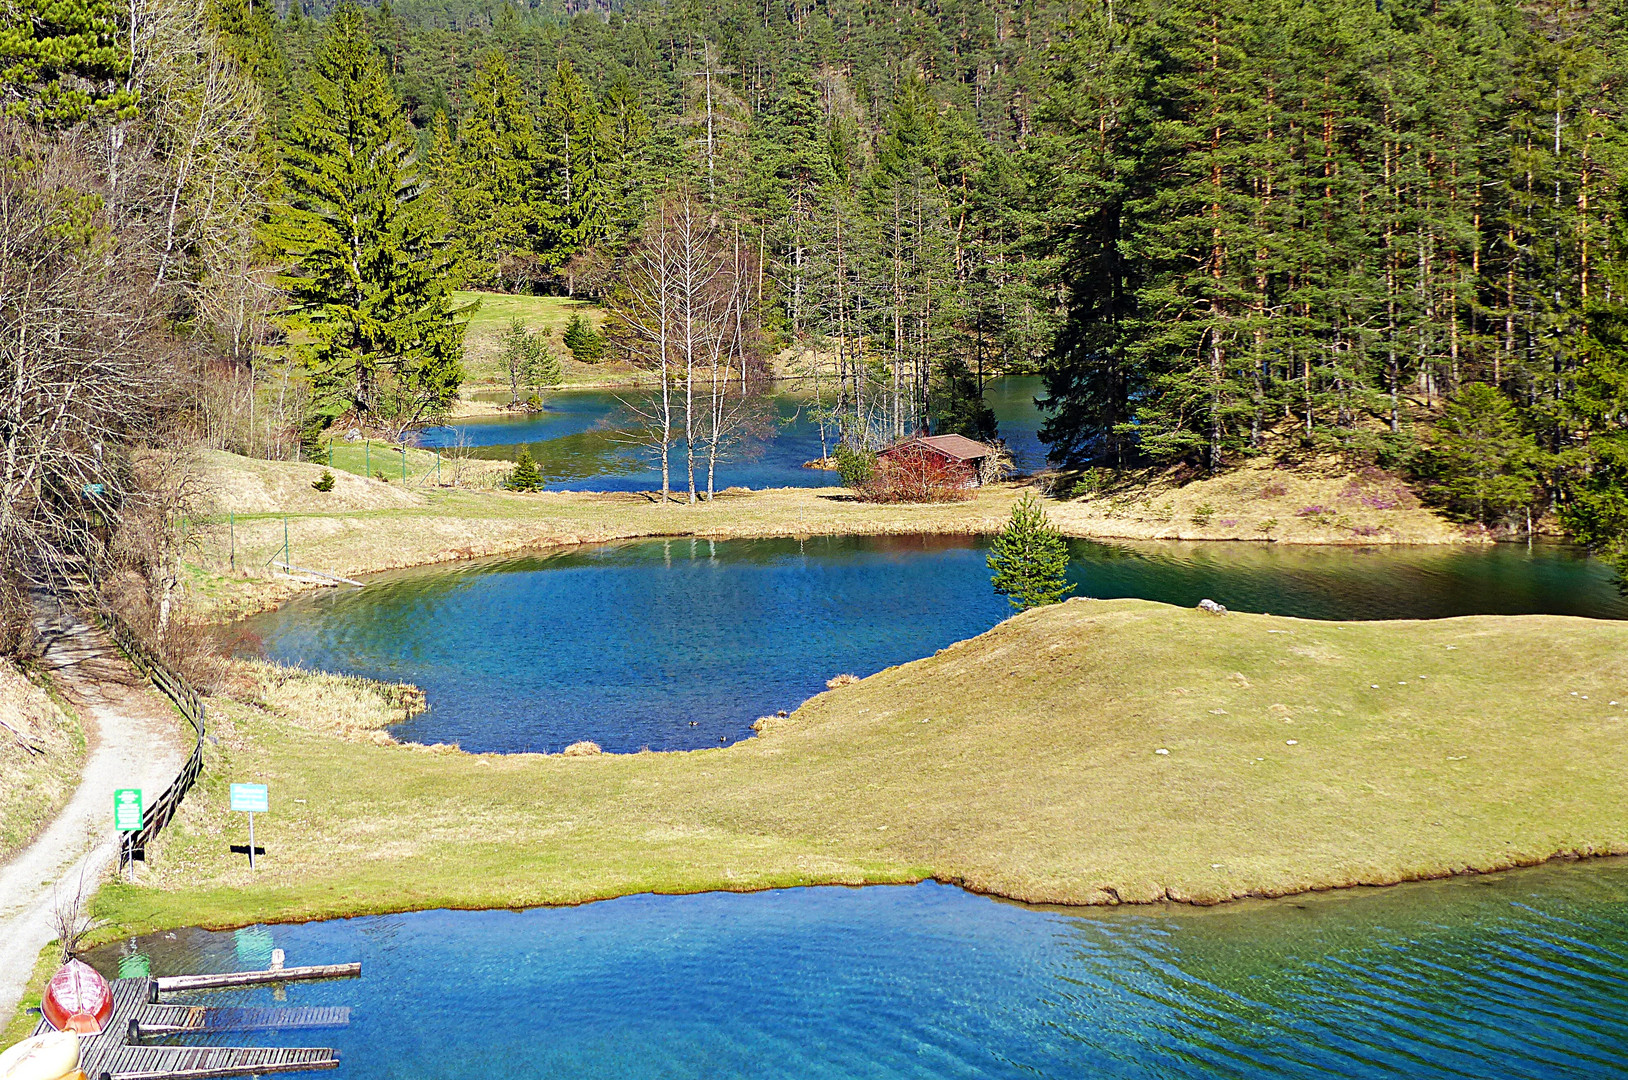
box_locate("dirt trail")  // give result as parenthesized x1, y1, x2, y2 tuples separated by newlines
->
(0, 612, 186, 1022)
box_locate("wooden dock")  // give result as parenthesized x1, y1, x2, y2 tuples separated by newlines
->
(33, 964, 356, 1080)
(131, 1005, 352, 1037)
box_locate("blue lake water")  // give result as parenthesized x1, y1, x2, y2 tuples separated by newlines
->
(242, 535, 1628, 755)
(88, 866, 1628, 1078)
(414, 377, 1049, 491)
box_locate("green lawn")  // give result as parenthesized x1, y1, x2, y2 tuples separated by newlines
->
(311, 439, 450, 483)
(453, 291, 628, 391)
(92, 599, 1628, 938)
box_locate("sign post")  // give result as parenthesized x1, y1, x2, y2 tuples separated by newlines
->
(114, 789, 142, 882)
(230, 783, 269, 869)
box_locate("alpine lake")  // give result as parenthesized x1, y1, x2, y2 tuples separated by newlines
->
(90, 864, 1628, 1078)
(206, 378, 1628, 1077)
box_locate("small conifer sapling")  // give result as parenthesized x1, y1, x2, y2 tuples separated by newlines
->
(988, 493, 1075, 610)
(509, 447, 543, 491)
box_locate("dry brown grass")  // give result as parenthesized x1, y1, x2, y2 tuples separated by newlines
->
(227, 659, 424, 745)
(0, 660, 85, 860)
(200, 451, 427, 514)
(1051, 457, 1473, 544)
(561, 741, 603, 756)
(94, 599, 1628, 936)
(826, 673, 860, 689)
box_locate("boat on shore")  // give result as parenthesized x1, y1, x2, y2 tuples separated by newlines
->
(40, 962, 111, 1037)
(0, 1031, 81, 1080)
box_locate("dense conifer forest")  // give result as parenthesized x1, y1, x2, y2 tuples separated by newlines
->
(223, 0, 1628, 542)
(5, 0, 1628, 640)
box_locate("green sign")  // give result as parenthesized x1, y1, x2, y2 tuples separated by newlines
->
(114, 789, 143, 832)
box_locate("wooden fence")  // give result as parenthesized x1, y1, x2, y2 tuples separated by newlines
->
(103, 613, 207, 868)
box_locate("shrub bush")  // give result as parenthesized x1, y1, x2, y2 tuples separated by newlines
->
(311, 470, 335, 492)
(855, 446, 974, 503)
(834, 444, 876, 487)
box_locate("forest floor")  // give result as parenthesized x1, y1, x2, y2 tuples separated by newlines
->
(72, 598, 1628, 949)
(182, 451, 1480, 621)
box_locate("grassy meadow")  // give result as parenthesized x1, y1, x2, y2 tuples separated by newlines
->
(182, 451, 1482, 621)
(88, 599, 1628, 937)
(452, 291, 636, 395)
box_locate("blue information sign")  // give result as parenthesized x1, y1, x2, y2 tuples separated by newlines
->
(230, 783, 269, 813)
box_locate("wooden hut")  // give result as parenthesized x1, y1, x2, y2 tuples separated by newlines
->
(878, 434, 995, 486)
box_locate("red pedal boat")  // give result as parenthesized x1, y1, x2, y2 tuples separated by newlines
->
(41, 960, 112, 1036)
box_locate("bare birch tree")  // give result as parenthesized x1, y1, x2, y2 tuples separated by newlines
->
(609, 194, 766, 503)
(0, 0, 268, 651)
(608, 205, 679, 503)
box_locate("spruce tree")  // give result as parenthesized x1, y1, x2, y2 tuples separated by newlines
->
(269, 5, 466, 435)
(527, 336, 563, 390)
(0, 0, 137, 126)
(1416, 384, 1544, 526)
(508, 447, 543, 491)
(422, 109, 466, 279)
(459, 51, 536, 286)
(539, 59, 610, 261)
(562, 312, 603, 362)
(988, 494, 1075, 611)
(1563, 295, 1628, 565)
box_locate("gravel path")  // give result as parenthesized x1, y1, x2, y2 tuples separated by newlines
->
(0, 612, 187, 1023)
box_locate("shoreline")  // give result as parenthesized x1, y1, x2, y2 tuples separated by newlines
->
(189, 450, 1489, 623)
(79, 601, 1628, 962)
(96, 843, 1628, 937)
(211, 525, 1527, 625)
(10, 846, 1624, 1040)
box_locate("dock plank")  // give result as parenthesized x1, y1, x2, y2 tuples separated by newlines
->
(32, 977, 345, 1080)
(106, 1045, 339, 1080)
(134, 1005, 351, 1035)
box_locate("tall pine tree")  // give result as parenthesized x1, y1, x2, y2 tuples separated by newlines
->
(269, 4, 466, 439)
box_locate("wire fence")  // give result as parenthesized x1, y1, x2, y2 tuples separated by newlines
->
(312, 439, 508, 490)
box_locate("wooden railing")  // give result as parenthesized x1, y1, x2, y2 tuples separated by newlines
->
(102, 612, 207, 868)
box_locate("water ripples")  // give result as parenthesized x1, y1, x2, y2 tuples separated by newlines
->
(92, 866, 1628, 1079)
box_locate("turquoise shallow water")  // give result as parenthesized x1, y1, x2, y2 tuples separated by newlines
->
(414, 376, 1051, 491)
(242, 535, 1628, 754)
(88, 866, 1628, 1078)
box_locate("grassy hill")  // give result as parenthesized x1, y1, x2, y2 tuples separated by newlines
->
(92, 599, 1628, 937)
(452, 291, 636, 395)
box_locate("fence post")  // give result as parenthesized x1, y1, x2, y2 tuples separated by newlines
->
(229, 512, 235, 571)
(365, 440, 370, 476)
(282, 515, 289, 567)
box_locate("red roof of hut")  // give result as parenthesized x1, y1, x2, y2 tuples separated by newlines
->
(880, 434, 993, 463)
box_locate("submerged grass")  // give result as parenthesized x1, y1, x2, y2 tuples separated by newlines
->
(93, 600, 1628, 936)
